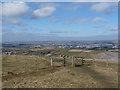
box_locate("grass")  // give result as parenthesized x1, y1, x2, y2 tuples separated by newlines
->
(2, 52, 118, 88)
(2, 55, 51, 74)
(53, 48, 95, 58)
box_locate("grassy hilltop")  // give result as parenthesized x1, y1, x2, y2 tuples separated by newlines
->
(2, 49, 118, 88)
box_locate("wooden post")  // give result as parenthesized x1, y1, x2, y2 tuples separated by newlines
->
(24, 62, 27, 72)
(81, 58, 84, 65)
(81, 57, 84, 65)
(16, 55, 17, 61)
(51, 57, 53, 67)
(106, 59, 109, 68)
(36, 58, 38, 71)
(63, 57, 65, 67)
(72, 56, 74, 67)
(93, 59, 96, 68)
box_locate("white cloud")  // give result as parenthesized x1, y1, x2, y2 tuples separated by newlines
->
(2, 2, 29, 17)
(91, 3, 114, 14)
(75, 17, 108, 24)
(33, 6, 56, 18)
(92, 17, 108, 23)
(3, 18, 24, 26)
(109, 27, 118, 31)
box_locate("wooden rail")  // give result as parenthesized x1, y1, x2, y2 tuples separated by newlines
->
(50, 56, 95, 67)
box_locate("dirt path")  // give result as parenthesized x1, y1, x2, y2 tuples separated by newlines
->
(3, 66, 118, 88)
(73, 66, 117, 88)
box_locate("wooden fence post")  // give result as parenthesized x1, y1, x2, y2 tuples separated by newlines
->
(81, 58, 84, 65)
(63, 57, 66, 67)
(92, 58, 96, 68)
(72, 56, 74, 67)
(51, 57, 53, 67)
(106, 59, 109, 68)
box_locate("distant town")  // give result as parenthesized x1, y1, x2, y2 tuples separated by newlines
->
(2, 40, 118, 55)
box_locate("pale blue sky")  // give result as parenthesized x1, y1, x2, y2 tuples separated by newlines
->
(2, 2, 118, 41)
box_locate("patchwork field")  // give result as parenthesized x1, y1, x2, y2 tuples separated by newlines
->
(2, 51, 118, 88)
(69, 49, 92, 53)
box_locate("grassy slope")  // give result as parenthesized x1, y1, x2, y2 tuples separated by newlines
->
(2, 54, 118, 88)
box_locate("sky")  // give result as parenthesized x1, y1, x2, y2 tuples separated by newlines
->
(1, 2, 118, 41)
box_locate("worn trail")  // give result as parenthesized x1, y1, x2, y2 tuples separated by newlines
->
(76, 66, 117, 88)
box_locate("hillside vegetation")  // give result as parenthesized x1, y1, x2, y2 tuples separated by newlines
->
(2, 51, 118, 88)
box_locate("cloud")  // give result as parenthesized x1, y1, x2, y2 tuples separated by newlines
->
(64, 3, 82, 11)
(2, 2, 29, 17)
(63, 17, 108, 25)
(2, 28, 14, 33)
(92, 17, 108, 23)
(64, 22, 71, 25)
(49, 30, 68, 34)
(39, 2, 82, 11)
(33, 6, 56, 19)
(50, 16, 59, 22)
(51, 19, 59, 22)
(39, 3, 61, 8)
(77, 18, 90, 23)
(2, 31, 58, 42)
(2, 32, 118, 42)
(94, 25, 104, 28)
(91, 3, 114, 14)
(2, 18, 24, 26)
(0, 3, 2, 16)
(108, 27, 118, 31)
(75, 17, 108, 24)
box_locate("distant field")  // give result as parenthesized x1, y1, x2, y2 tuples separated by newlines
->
(2, 51, 118, 88)
(30, 47, 54, 51)
(69, 49, 92, 53)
